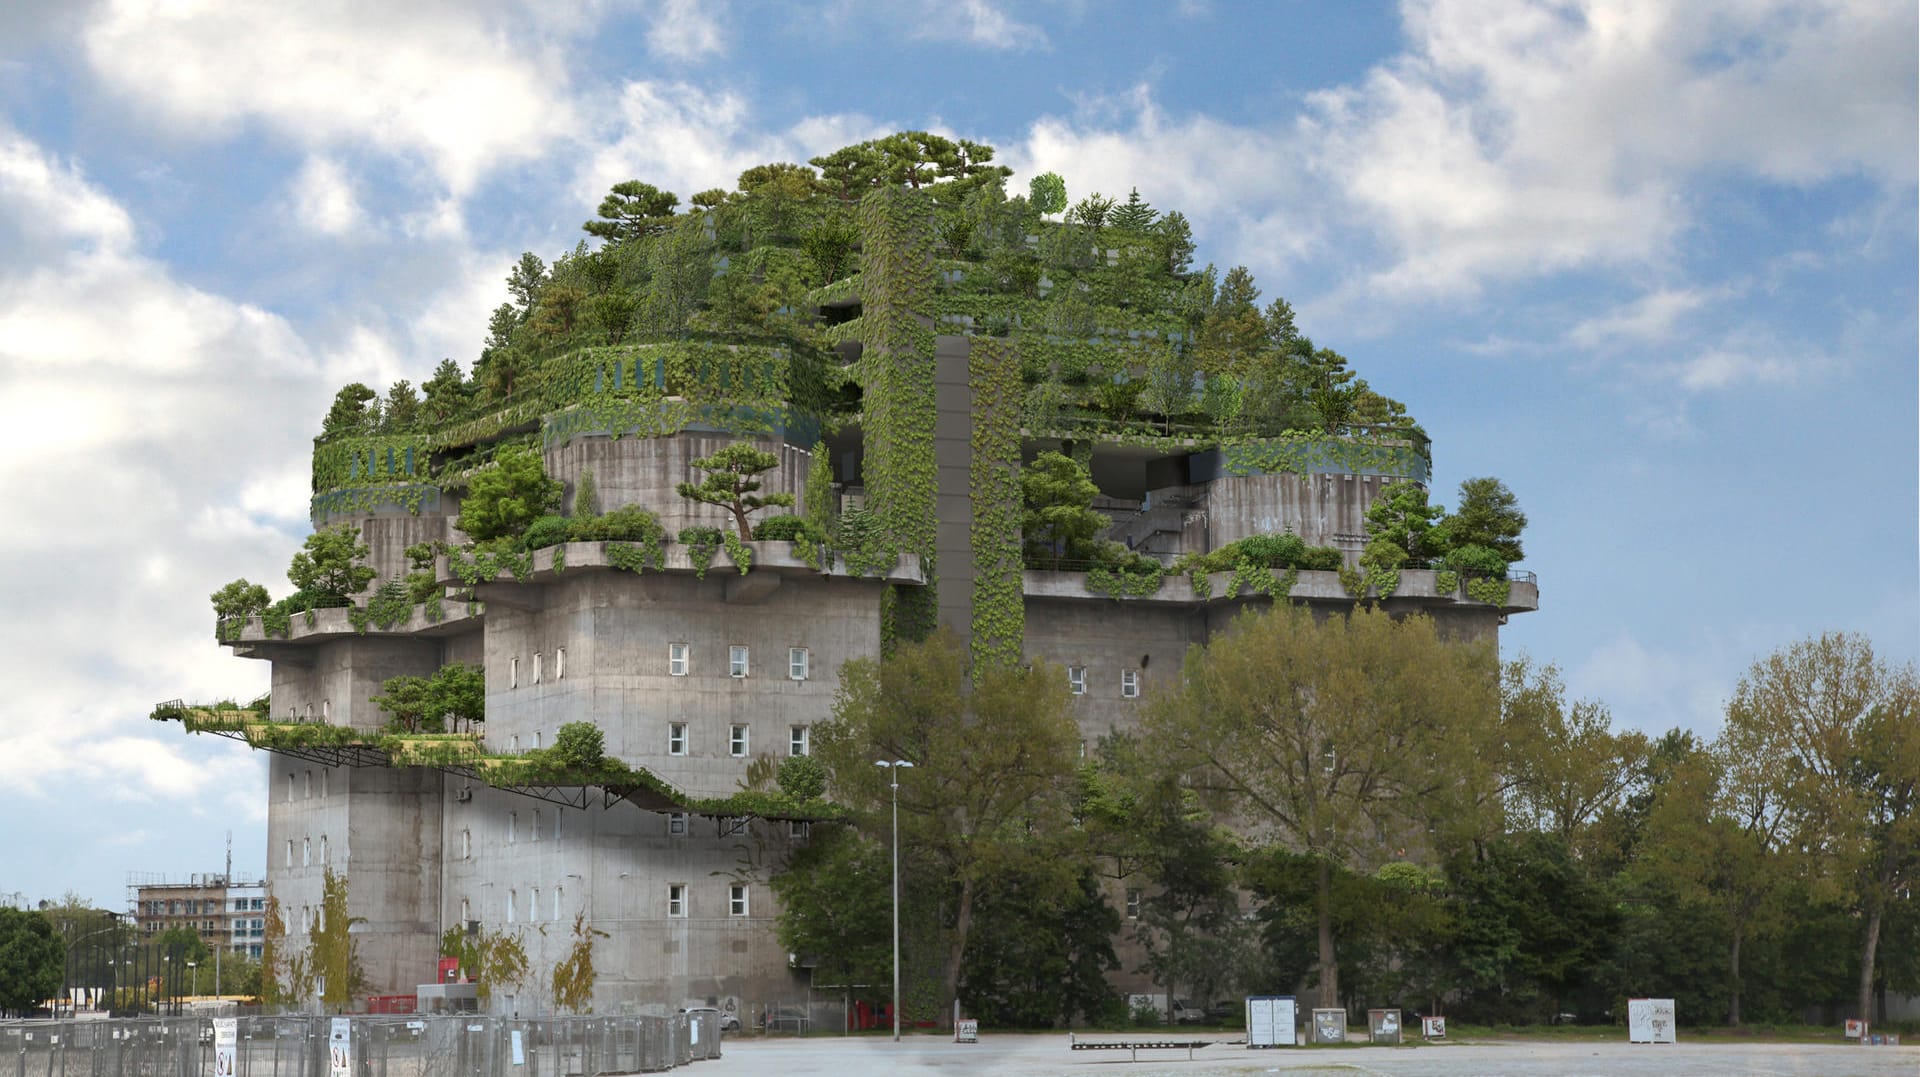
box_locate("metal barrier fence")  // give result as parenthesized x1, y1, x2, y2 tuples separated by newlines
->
(0, 1013, 723, 1077)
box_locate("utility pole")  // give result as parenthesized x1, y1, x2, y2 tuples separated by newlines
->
(874, 759, 914, 1042)
(217, 831, 230, 1001)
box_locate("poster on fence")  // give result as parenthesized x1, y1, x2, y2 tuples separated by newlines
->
(213, 1019, 237, 1077)
(328, 1018, 352, 1077)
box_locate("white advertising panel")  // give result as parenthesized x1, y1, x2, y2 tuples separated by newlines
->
(1246, 996, 1296, 1047)
(1627, 998, 1676, 1043)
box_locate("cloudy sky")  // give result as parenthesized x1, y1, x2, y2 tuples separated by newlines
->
(1, 0, 1912, 911)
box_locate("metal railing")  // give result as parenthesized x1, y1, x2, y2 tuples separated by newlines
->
(0, 1013, 723, 1077)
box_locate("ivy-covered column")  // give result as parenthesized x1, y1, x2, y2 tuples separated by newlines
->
(967, 336, 1023, 668)
(858, 186, 939, 644)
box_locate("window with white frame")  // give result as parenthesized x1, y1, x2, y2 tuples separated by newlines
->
(508, 811, 518, 843)
(320, 834, 329, 863)
(729, 884, 749, 917)
(532, 652, 542, 685)
(507, 890, 516, 923)
(789, 647, 809, 680)
(1068, 666, 1087, 695)
(1121, 669, 1141, 698)
(1125, 889, 1142, 919)
(788, 820, 810, 839)
(510, 657, 518, 688)
(790, 725, 810, 756)
(530, 887, 540, 918)
(729, 724, 749, 757)
(721, 816, 749, 836)
(669, 642, 689, 676)
(286, 773, 295, 803)
(285, 840, 293, 867)
(305, 770, 313, 798)
(729, 645, 749, 678)
(534, 730, 542, 750)
(555, 648, 566, 679)
(668, 884, 686, 918)
(668, 722, 687, 756)
(667, 812, 688, 836)
(321, 769, 329, 798)
(510, 735, 520, 753)
(460, 898, 470, 923)
(531, 809, 542, 842)
(321, 699, 329, 720)
(302, 838, 310, 866)
(552, 887, 562, 922)
(553, 810, 563, 841)
(461, 829, 471, 859)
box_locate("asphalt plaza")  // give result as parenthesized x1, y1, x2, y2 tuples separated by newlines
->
(693, 1032, 1918, 1076)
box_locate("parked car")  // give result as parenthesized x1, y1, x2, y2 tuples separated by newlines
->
(681, 1006, 740, 1032)
(1170, 998, 1205, 1025)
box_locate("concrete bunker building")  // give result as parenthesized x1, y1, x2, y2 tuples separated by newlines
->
(160, 170, 1537, 1017)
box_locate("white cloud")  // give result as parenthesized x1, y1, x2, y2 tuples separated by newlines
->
(941, 0, 1047, 50)
(290, 157, 367, 239)
(578, 81, 882, 208)
(1301, 0, 1917, 298)
(647, 0, 727, 60)
(1568, 286, 1721, 349)
(0, 128, 134, 254)
(82, 0, 587, 195)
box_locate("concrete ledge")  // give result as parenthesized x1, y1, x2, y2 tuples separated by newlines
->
(225, 597, 482, 648)
(1022, 566, 1539, 615)
(437, 541, 927, 588)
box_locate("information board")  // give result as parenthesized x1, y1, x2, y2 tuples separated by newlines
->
(1627, 998, 1676, 1043)
(213, 1019, 237, 1077)
(954, 1019, 977, 1043)
(1246, 996, 1296, 1048)
(328, 1018, 352, 1077)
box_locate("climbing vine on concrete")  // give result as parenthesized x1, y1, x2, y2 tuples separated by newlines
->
(859, 186, 939, 645)
(968, 336, 1024, 668)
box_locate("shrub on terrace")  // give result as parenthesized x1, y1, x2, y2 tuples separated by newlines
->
(752, 513, 826, 542)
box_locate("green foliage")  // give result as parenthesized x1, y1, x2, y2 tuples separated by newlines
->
(570, 504, 666, 544)
(1442, 476, 1527, 562)
(776, 753, 828, 802)
(772, 827, 893, 989)
(799, 217, 860, 284)
(583, 180, 678, 245)
(1445, 834, 1619, 1023)
(521, 514, 572, 551)
(1028, 172, 1067, 217)
(211, 578, 271, 639)
(676, 442, 796, 540)
(1442, 542, 1509, 580)
(1020, 451, 1107, 569)
(371, 664, 485, 733)
(457, 445, 563, 541)
(441, 925, 527, 1006)
(321, 382, 378, 437)
(960, 868, 1119, 1028)
(309, 868, 365, 1012)
(550, 912, 607, 1014)
(550, 722, 606, 769)
(571, 468, 598, 517)
(969, 336, 1025, 666)
(288, 524, 376, 601)
(751, 513, 822, 541)
(1363, 480, 1446, 567)
(0, 909, 63, 1014)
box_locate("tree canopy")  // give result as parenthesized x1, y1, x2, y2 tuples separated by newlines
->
(0, 909, 63, 1015)
(675, 443, 795, 540)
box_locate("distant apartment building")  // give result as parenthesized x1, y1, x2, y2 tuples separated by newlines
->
(129, 873, 267, 957)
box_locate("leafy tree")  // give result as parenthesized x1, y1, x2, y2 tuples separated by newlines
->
(549, 722, 605, 769)
(1110, 187, 1156, 230)
(640, 216, 712, 333)
(210, 578, 271, 626)
(1500, 657, 1649, 856)
(288, 524, 375, 601)
(675, 443, 795, 540)
(1067, 193, 1116, 230)
(571, 469, 598, 518)
(457, 445, 563, 542)
(799, 217, 859, 285)
(382, 380, 421, 432)
(1019, 451, 1107, 569)
(550, 912, 607, 1013)
(320, 383, 377, 438)
(506, 252, 547, 317)
(815, 629, 1083, 1023)
(737, 161, 824, 198)
(1028, 172, 1067, 218)
(156, 924, 211, 965)
(776, 754, 827, 802)
(583, 181, 680, 245)
(260, 894, 289, 1008)
(689, 187, 728, 209)
(771, 827, 893, 989)
(440, 926, 527, 1006)
(421, 358, 469, 424)
(0, 909, 63, 1015)
(810, 132, 1009, 198)
(1156, 211, 1196, 276)
(371, 663, 485, 733)
(1721, 632, 1919, 1023)
(1145, 606, 1500, 1009)
(1441, 477, 1527, 563)
(960, 867, 1119, 1027)
(1445, 833, 1619, 1023)
(1363, 480, 1446, 567)
(308, 869, 364, 1012)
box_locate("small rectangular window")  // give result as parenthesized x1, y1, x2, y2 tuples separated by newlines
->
(668, 812, 688, 836)
(533, 652, 542, 685)
(510, 657, 519, 689)
(532, 809, 542, 842)
(554, 810, 563, 841)
(729, 645, 749, 678)
(305, 771, 313, 799)
(790, 726, 810, 757)
(302, 838, 310, 866)
(729, 884, 749, 917)
(556, 647, 566, 679)
(284, 840, 293, 867)
(508, 811, 518, 844)
(507, 891, 516, 923)
(668, 722, 687, 756)
(668, 884, 686, 918)
(669, 643, 689, 676)
(721, 816, 749, 836)
(1068, 666, 1087, 695)
(1121, 669, 1141, 699)
(789, 647, 809, 680)
(321, 770, 329, 798)
(286, 774, 295, 803)
(461, 829, 471, 859)
(320, 835, 329, 863)
(788, 820, 811, 840)
(729, 724, 749, 757)
(553, 887, 562, 922)
(1125, 889, 1142, 919)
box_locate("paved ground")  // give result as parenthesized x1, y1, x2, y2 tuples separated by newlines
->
(696, 1033, 1918, 1076)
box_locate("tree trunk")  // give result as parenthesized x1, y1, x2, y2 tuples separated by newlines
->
(1728, 929, 1743, 1027)
(1315, 858, 1340, 1010)
(1857, 901, 1883, 1025)
(943, 874, 977, 1029)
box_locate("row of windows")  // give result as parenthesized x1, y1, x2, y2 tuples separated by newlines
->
(508, 649, 566, 688)
(667, 724, 810, 758)
(284, 835, 333, 867)
(461, 812, 808, 855)
(1066, 667, 1142, 699)
(286, 769, 331, 802)
(669, 644, 810, 680)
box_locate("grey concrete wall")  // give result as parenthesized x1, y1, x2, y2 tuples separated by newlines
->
(1179, 471, 1398, 559)
(544, 432, 809, 539)
(479, 571, 881, 799)
(932, 335, 973, 637)
(1023, 598, 1201, 743)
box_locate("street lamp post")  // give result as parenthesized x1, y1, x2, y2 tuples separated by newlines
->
(874, 759, 913, 1042)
